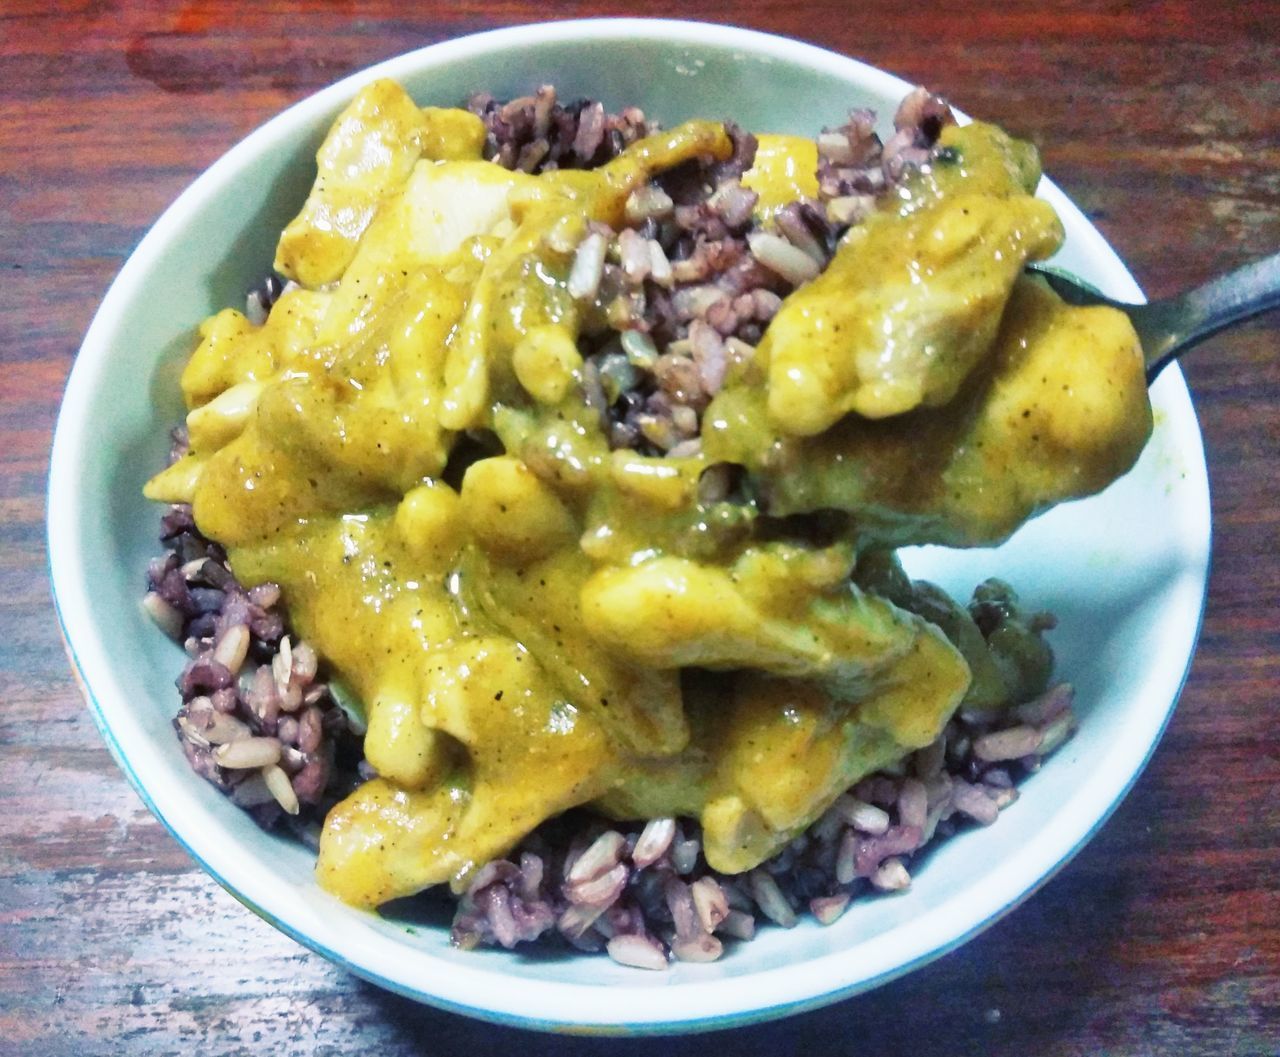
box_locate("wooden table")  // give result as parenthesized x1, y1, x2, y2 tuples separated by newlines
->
(3, 3, 1277, 1054)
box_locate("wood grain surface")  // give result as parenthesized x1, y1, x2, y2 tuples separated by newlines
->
(2, 3, 1278, 1054)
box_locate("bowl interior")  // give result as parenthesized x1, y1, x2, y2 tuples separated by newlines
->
(49, 19, 1210, 1034)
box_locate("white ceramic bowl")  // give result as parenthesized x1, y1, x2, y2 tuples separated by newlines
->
(48, 18, 1211, 1035)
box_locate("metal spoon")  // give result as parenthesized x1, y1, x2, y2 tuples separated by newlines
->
(1028, 250, 1280, 382)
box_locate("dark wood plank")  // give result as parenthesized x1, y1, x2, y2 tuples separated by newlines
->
(2, 2, 1277, 1054)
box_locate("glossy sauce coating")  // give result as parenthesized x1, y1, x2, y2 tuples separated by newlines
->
(145, 80, 1151, 907)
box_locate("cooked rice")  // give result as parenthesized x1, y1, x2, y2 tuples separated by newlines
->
(145, 479, 363, 836)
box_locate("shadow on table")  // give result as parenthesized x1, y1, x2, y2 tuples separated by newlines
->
(355, 850, 1143, 1057)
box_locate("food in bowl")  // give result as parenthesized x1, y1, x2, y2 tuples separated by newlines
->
(140, 77, 1151, 968)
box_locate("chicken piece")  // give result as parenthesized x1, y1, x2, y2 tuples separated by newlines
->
(579, 544, 920, 696)
(178, 286, 330, 410)
(763, 191, 1063, 432)
(707, 275, 1151, 548)
(316, 778, 469, 909)
(274, 80, 485, 287)
(598, 620, 970, 874)
(318, 159, 532, 346)
(317, 636, 612, 906)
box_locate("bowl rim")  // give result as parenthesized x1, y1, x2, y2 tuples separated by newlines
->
(48, 16, 1212, 1035)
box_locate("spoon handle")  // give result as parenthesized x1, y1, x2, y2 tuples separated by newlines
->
(1141, 250, 1280, 380)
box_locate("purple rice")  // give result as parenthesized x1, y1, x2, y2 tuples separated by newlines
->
(145, 482, 364, 832)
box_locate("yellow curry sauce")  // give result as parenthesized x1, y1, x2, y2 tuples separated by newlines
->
(145, 80, 1151, 908)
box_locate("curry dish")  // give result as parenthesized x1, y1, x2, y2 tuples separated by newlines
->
(145, 79, 1152, 912)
